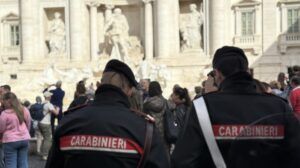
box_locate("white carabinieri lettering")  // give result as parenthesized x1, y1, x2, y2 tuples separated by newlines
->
(60, 135, 141, 154)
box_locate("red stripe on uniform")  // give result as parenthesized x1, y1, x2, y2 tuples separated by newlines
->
(60, 135, 144, 155)
(212, 125, 285, 140)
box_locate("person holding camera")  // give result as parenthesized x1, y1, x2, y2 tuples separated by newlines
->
(39, 91, 59, 160)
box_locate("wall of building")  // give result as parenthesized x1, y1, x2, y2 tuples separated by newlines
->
(1, 0, 300, 103)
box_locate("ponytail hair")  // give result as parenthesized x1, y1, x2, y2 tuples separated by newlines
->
(174, 87, 192, 107)
(2, 92, 25, 124)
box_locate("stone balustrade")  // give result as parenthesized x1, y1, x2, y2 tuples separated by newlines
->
(279, 33, 300, 54)
(233, 35, 261, 55)
(1, 46, 21, 63)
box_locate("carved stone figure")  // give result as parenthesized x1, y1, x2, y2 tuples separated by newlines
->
(104, 8, 130, 62)
(47, 12, 66, 55)
(137, 60, 152, 79)
(180, 4, 203, 51)
(136, 60, 170, 88)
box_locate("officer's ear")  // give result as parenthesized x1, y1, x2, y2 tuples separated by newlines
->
(214, 69, 225, 86)
(123, 87, 133, 97)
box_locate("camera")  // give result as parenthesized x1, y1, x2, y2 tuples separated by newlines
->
(207, 70, 215, 78)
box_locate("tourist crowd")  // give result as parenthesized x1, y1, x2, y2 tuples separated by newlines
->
(0, 46, 300, 168)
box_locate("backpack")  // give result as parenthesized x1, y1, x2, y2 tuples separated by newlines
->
(163, 101, 179, 143)
(29, 103, 45, 121)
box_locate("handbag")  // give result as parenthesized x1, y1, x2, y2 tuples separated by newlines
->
(130, 108, 154, 168)
(163, 101, 179, 143)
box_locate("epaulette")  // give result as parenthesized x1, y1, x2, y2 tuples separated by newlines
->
(63, 104, 89, 116)
(130, 108, 155, 123)
(202, 90, 219, 96)
(262, 92, 288, 103)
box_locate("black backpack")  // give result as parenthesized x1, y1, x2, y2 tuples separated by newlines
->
(29, 103, 45, 121)
(163, 101, 179, 143)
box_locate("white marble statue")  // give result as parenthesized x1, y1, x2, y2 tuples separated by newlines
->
(136, 60, 170, 88)
(47, 12, 66, 55)
(137, 60, 152, 79)
(38, 63, 59, 85)
(180, 4, 204, 51)
(150, 64, 171, 88)
(104, 8, 130, 62)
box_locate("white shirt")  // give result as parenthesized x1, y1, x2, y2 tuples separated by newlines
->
(40, 101, 55, 125)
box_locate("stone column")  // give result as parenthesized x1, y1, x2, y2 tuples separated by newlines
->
(255, 6, 261, 35)
(155, 0, 176, 58)
(281, 4, 287, 32)
(19, 0, 38, 62)
(69, 0, 83, 61)
(172, 1, 180, 55)
(143, 0, 154, 60)
(235, 7, 241, 36)
(87, 2, 100, 61)
(209, 0, 225, 55)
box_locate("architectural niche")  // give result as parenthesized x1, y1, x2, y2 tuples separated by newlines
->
(179, 1, 204, 52)
(232, 0, 262, 55)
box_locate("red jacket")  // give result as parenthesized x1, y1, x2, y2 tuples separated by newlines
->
(289, 86, 300, 115)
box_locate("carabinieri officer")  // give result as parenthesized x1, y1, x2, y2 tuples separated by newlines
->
(46, 59, 169, 168)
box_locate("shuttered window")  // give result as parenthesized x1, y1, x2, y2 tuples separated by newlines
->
(10, 25, 19, 46)
(288, 8, 300, 33)
(241, 11, 255, 36)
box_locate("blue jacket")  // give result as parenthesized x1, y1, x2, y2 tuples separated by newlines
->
(50, 88, 65, 108)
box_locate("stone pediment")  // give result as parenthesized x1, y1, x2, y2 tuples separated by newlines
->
(87, 0, 140, 5)
(1, 12, 19, 22)
(278, 0, 300, 5)
(233, 0, 261, 7)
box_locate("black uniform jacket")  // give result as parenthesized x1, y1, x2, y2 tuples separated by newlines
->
(172, 72, 300, 168)
(46, 84, 169, 168)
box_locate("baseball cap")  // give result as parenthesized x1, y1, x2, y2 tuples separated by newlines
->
(43, 91, 53, 98)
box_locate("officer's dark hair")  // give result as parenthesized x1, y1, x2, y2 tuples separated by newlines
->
(173, 86, 191, 107)
(261, 82, 271, 92)
(212, 46, 248, 77)
(291, 76, 300, 86)
(101, 71, 133, 90)
(148, 81, 162, 97)
(1, 85, 11, 92)
(253, 79, 267, 93)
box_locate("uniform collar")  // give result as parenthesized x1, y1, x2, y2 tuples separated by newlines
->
(93, 84, 131, 108)
(219, 71, 256, 93)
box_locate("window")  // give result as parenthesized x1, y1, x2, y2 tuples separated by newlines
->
(241, 11, 254, 36)
(278, 3, 300, 54)
(232, 0, 262, 55)
(10, 25, 19, 46)
(287, 8, 300, 33)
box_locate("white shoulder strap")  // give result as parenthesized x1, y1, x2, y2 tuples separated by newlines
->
(193, 97, 227, 168)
